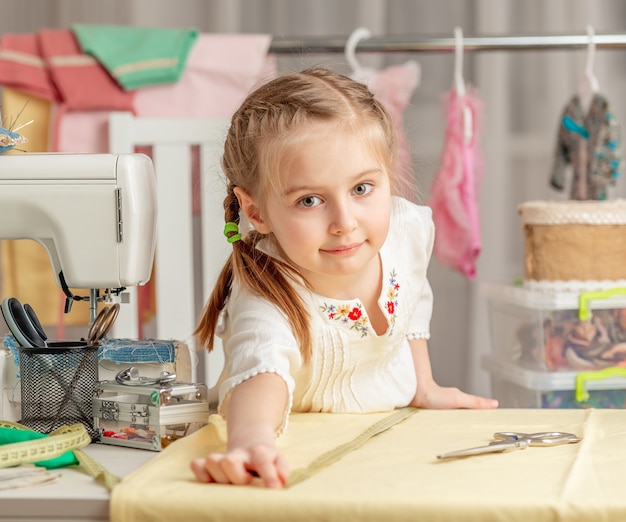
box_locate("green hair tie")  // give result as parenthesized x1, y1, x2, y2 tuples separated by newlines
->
(224, 222, 242, 244)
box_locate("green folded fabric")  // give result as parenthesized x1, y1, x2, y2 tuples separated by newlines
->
(72, 24, 199, 90)
(0, 427, 78, 469)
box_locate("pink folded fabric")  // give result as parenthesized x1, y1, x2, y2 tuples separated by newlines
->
(133, 33, 276, 117)
(55, 110, 111, 153)
(56, 34, 276, 154)
(38, 29, 135, 151)
(39, 29, 134, 112)
(0, 33, 59, 101)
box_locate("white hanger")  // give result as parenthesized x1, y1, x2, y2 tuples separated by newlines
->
(345, 27, 375, 87)
(454, 27, 473, 144)
(577, 24, 600, 112)
(454, 27, 467, 98)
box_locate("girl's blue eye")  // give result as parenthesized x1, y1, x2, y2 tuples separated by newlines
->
(353, 183, 373, 196)
(298, 195, 322, 208)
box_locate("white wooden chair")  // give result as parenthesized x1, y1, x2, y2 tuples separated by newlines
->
(108, 112, 230, 386)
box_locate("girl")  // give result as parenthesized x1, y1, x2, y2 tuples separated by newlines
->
(191, 67, 497, 488)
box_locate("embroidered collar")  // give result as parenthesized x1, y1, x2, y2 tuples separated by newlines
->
(320, 269, 400, 337)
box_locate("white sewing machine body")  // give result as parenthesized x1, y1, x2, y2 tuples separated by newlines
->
(0, 153, 157, 292)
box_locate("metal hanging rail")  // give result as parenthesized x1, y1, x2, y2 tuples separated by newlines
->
(269, 33, 626, 54)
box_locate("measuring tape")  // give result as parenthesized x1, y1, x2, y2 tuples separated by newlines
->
(0, 421, 120, 490)
(286, 407, 418, 488)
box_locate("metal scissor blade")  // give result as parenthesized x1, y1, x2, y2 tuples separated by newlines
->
(437, 439, 529, 460)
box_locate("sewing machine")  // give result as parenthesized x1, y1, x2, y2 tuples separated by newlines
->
(0, 153, 157, 317)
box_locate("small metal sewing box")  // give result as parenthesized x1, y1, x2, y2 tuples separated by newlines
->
(93, 367, 209, 451)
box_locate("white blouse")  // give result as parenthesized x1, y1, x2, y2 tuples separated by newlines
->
(214, 196, 435, 432)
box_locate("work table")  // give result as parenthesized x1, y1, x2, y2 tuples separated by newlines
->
(0, 443, 154, 521)
(4, 408, 626, 522)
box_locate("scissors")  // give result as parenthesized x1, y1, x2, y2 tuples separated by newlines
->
(87, 303, 120, 345)
(437, 431, 582, 460)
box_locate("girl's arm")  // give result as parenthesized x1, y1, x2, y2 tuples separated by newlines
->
(190, 372, 290, 488)
(409, 338, 498, 409)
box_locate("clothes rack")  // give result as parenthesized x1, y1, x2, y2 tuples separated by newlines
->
(269, 32, 626, 54)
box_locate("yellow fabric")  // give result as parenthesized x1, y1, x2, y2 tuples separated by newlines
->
(1, 88, 89, 326)
(110, 408, 626, 522)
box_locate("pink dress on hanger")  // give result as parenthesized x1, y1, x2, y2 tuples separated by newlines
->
(427, 87, 483, 279)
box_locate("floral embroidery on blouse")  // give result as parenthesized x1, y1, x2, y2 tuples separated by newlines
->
(320, 269, 400, 337)
(320, 302, 370, 337)
(386, 269, 400, 334)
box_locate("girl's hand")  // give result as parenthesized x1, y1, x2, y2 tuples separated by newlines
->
(409, 338, 498, 410)
(191, 373, 290, 487)
(411, 379, 498, 410)
(191, 443, 290, 488)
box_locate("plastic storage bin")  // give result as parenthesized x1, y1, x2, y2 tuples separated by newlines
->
(481, 282, 626, 372)
(483, 356, 626, 408)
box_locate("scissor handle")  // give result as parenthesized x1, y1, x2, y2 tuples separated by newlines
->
(88, 303, 120, 344)
(494, 432, 581, 445)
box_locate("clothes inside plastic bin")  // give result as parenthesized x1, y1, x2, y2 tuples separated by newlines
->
(481, 283, 626, 372)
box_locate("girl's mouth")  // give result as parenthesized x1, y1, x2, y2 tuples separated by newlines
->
(322, 242, 362, 255)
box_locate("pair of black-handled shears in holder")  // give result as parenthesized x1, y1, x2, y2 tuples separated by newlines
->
(1, 297, 119, 348)
(1, 297, 49, 348)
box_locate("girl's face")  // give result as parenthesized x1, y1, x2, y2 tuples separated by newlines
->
(243, 125, 392, 298)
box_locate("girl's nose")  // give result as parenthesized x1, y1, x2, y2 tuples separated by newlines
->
(329, 201, 358, 235)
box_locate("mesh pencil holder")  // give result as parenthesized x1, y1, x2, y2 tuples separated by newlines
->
(17, 342, 99, 441)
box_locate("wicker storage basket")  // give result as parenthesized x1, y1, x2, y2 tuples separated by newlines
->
(519, 199, 626, 282)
